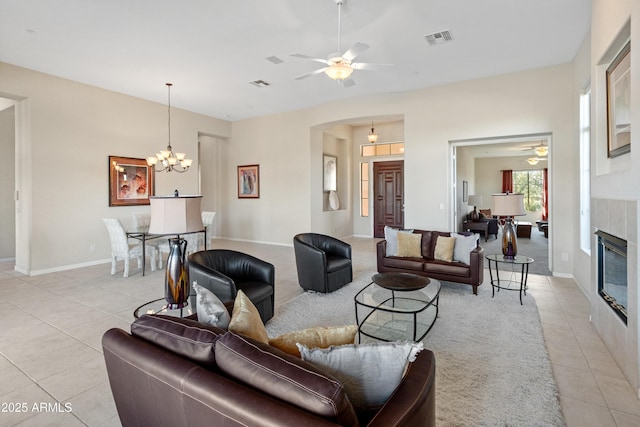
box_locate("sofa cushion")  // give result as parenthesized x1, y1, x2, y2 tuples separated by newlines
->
(382, 255, 425, 271)
(396, 232, 422, 257)
(298, 341, 424, 411)
(228, 290, 269, 344)
(269, 325, 358, 357)
(194, 282, 231, 329)
(452, 233, 479, 265)
(131, 314, 225, 367)
(434, 236, 455, 262)
(424, 259, 470, 277)
(216, 332, 359, 427)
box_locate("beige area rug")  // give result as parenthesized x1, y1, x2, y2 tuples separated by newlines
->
(266, 272, 565, 426)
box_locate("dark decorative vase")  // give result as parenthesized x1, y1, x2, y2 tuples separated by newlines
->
(165, 237, 189, 309)
(502, 219, 517, 259)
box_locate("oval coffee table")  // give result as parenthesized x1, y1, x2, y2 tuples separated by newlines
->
(354, 272, 440, 342)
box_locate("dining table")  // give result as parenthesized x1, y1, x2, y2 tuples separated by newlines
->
(126, 228, 207, 276)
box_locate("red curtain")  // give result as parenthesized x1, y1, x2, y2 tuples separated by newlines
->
(542, 168, 548, 221)
(501, 170, 513, 193)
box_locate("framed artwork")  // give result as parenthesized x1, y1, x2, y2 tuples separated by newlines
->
(109, 156, 154, 206)
(606, 42, 631, 158)
(323, 155, 337, 191)
(462, 180, 468, 202)
(238, 164, 260, 198)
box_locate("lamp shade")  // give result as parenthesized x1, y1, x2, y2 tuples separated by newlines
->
(149, 195, 203, 234)
(467, 195, 483, 207)
(491, 193, 526, 216)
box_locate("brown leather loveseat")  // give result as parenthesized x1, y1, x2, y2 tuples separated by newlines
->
(377, 229, 484, 294)
(103, 314, 436, 427)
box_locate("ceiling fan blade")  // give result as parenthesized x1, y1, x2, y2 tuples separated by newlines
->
(342, 42, 369, 61)
(294, 67, 328, 80)
(342, 77, 356, 88)
(290, 53, 330, 65)
(351, 62, 393, 71)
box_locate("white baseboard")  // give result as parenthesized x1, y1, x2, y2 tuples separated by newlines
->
(22, 258, 112, 276)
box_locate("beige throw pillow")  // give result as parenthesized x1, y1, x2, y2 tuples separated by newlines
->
(434, 236, 455, 262)
(269, 325, 358, 357)
(228, 290, 269, 344)
(396, 232, 422, 257)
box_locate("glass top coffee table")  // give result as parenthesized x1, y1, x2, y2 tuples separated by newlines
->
(354, 272, 440, 342)
(134, 298, 195, 319)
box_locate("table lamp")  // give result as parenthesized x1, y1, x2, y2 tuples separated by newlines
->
(467, 195, 483, 220)
(492, 193, 526, 259)
(149, 193, 203, 309)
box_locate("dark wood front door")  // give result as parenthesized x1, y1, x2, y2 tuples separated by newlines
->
(373, 160, 404, 238)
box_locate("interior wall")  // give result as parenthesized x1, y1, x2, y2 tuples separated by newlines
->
(198, 134, 224, 238)
(228, 63, 576, 276)
(0, 62, 231, 273)
(590, 0, 639, 394)
(0, 102, 15, 259)
(352, 120, 404, 237)
(455, 147, 475, 231)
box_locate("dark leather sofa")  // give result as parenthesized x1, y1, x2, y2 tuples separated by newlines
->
(188, 249, 275, 322)
(293, 233, 353, 293)
(103, 315, 436, 427)
(377, 230, 484, 294)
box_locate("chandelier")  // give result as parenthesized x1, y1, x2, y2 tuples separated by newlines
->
(146, 83, 193, 173)
(367, 121, 378, 143)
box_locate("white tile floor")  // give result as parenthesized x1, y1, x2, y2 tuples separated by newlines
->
(0, 237, 639, 426)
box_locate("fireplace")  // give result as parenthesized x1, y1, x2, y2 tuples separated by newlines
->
(596, 230, 628, 324)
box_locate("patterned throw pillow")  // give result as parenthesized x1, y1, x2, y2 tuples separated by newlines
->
(193, 282, 231, 329)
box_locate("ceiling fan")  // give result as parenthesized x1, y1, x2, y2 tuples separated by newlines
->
(291, 0, 390, 87)
(521, 142, 548, 157)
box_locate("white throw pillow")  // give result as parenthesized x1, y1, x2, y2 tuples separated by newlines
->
(384, 226, 415, 256)
(298, 341, 423, 410)
(453, 233, 479, 265)
(193, 282, 231, 329)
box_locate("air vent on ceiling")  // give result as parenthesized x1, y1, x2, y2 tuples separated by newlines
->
(265, 56, 283, 64)
(250, 80, 271, 88)
(424, 30, 454, 46)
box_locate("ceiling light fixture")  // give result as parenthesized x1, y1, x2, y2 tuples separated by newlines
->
(146, 83, 192, 173)
(324, 59, 354, 81)
(534, 144, 548, 157)
(527, 158, 540, 165)
(368, 121, 378, 143)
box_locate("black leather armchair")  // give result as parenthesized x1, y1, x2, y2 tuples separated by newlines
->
(293, 233, 352, 293)
(188, 250, 275, 322)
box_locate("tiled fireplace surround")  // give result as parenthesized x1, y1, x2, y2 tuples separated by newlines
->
(592, 198, 639, 395)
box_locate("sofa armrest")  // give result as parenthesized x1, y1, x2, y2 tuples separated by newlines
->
(368, 349, 436, 427)
(469, 245, 484, 286)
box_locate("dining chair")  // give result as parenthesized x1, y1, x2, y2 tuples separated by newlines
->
(102, 218, 158, 278)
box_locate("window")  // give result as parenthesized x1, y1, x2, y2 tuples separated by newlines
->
(360, 162, 369, 217)
(513, 170, 543, 212)
(580, 88, 591, 254)
(361, 142, 404, 157)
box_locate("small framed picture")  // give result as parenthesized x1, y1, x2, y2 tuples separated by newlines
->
(238, 164, 260, 198)
(323, 155, 337, 192)
(109, 156, 154, 206)
(606, 42, 631, 158)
